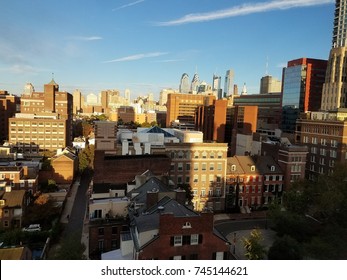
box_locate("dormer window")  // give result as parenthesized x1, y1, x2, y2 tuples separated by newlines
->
(270, 165, 275, 171)
(231, 165, 236, 171)
(182, 222, 192, 229)
(251, 165, 255, 171)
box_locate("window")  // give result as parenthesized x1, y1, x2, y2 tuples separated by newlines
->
(194, 163, 199, 171)
(193, 175, 198, 183)
(111, 240, 118, 250)
(209, 163, 214, 171)
(201, 163, 207, 171)
(201, 174, 206, 182)
(174, 236, 182, 246)
(201, 189, 206, 197)
(217, 163, 222, 171)
(186, 163, 191, 171)
(112, 226, 118, 235)
(231, 165, 236, 171)
(190, 234, 199, 245)
(98, 227, 104, 236)
(177, 163, 183, 171)
(270, 166, 275, 171)
(250, 165, 255, 171)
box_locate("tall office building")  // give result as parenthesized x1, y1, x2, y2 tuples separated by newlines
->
(321, 0, 347, 110)
(224, 69, 234, 97)
(259, 75, 282, 94)
(212, 74, 223, 99)
(282, 58, 327, 133)
(179, 73, 190, 93)
(332, 0, 347, 48)
(73, 89, 82, 114)
(191, 73, 200, 94)
(9, 79, 73, 152)
(166, 93, 215, 127)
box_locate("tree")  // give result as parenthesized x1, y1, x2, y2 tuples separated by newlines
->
(177, 184, 194, 204)
(242, 229, 267, 260)
(52, 232, 86, 260)
(78, 144, 95, 173)
(268, 235, 303, 260)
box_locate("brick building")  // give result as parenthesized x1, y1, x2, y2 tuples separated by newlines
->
(93, 151, 171, 185)
(0, 91, 20, 143)
(118, 176, 230, 260)
(9, 79, 73, 152)
(295, 110, 347, 180)
(0, 189, 27, 229)
(166, 93, 215, 127)
(225, 155, 284, 212)
(165, 142, 228, 212)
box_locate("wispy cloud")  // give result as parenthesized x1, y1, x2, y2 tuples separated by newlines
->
(68, 36, 103, 41)
(156, 0, 334, 26)
(103, 52, 168, 63)
(155, 59, 185, 63)
(112, 0, 145, 11)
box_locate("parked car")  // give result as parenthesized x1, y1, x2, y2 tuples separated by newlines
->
(22, 224, 41, 232)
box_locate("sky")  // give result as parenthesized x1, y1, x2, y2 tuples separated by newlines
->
(0, 0, 335, 100)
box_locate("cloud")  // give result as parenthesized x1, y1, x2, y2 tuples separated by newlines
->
(68, 36, 103, 41)
(103, 52, 168, 63)
(112, 0, 145, 11)
(155, 0, 334, 26)
(0, 64, 43, 74)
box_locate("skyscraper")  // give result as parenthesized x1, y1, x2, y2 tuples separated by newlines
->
(224, 69, 234, 97)
(212, 74, 223, 99)
(321, 0, 347, 111)
(73, 89, 82, 114)
(191, 73, 200, 94)
(332, 0, 347, 48)
(179, 73, 190, 93)
(282, 58, 327, 133)
(259, 75, 282, 94)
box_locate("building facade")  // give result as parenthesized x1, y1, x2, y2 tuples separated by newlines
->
(165, 142, 228, 212)
(295, 110, 347, 181)
(282, 58, 327, 133)
(321, 0, 347, 111)
(166, 93, 215, 127)
(0, 91, 20, 143)
(9, 80, 73, 151)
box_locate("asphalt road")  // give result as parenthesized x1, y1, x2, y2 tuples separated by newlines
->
(62, 173, 91, 240)
(215, 218, 268, 237)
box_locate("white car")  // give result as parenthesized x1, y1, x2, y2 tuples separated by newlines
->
(22, 224, 41, 232)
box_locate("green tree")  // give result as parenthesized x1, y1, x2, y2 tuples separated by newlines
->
(242, 229, 267, 260)
(52, 232, 86, 260)
(268, 235, 303, 260)
(78, 144, 95, 173)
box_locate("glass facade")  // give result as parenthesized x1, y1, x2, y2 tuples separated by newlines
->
(282, 65, 306, 110)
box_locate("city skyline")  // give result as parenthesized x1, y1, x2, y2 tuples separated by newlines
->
(0, 0, 334, 100)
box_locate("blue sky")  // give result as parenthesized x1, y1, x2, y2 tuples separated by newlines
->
(0, 0, 335, 100)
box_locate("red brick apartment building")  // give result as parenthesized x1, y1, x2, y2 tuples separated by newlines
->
(295, 110, 347, 181)
(0, 91, 20, 143)
(120, 177, 230, 260)
(225, 156, 284, 211)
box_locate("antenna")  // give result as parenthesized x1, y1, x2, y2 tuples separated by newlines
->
(265, 56, 269, 75)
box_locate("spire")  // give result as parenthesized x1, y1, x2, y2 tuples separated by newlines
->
(48, 73, 58, 86)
